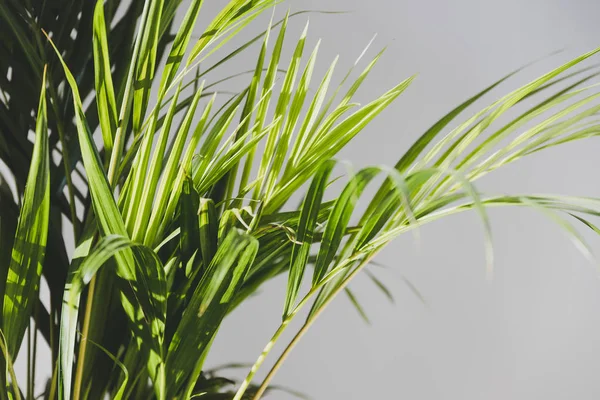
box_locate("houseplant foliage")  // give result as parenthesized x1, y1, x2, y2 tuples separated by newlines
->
(1, 0, 600, 398)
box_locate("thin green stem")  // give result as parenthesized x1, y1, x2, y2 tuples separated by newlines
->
(72, 275, 98, 400)
(48, 363, 58, 400)
(27, 319, 32, 400)
(251, 255, 377, 400)
(251, 318, 309, 400)
(0, 331, 21, 400)
(231, 314, 292, 400)
(69, 212, 100, 400)
(0, 378, 7, 400)
(48, 298, 58, 400)
(232, 256, 364, 400)
(32, 307, 38, 400)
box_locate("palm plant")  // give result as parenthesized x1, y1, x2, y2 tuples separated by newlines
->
(1, 0, 600, 399)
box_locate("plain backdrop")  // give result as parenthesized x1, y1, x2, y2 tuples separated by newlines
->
(14, 0, 600, 399)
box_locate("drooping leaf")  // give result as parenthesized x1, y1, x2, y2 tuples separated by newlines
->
(132, 0, 165, 132)
(345, 287, 370, 324)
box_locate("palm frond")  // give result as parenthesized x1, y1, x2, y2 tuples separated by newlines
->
(0, 1, 599, 399)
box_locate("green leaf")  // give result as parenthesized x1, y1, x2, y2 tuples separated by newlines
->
(284, 160, 334, 318)
(312, 167, 379, 285)
(185, 1, 277, 69)
(66, 233, 165, 400)
(0, 181, 17, 306)
(456, 76, 600, 174)
(93, 0, 118, 154)
(0, 330, 20, 400)
(194, 91, 247, 182)
(146, 91, 215, 247)
(47, 35, 168, 399)
(419, 47, 600, 174)
(286, 55, 339, 171)
(85, 337, 129, 400)
(158, 0, 205, 97)
(59, 235, 136, 400)
(128, 82, 188, 242)
(260, 20, 309, 200)
(395, 72, 516, 174)
(198, 198, 219, 267)
(252, 10, 290, 200)
(180, 178, 201, 269)
(132, 0, 165, 132)
(166, 228, 258, 394)
(345, 287, 370, 324)
(106, 0, 152, 182)
(269, 76, 413, 213)
(2, 67, 49, 358)
(216, 13, 275, 208)
(196, 117, 277, 194)
(365, 270, 394, 304)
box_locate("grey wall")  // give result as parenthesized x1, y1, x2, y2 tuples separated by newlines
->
(193, 1, 600, 399)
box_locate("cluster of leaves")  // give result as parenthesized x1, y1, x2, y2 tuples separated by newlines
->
(1, 0, 600, 399)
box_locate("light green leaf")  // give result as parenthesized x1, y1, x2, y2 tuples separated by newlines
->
(284, 160, 334, 318)
(2, 67, 49, 358)
(93, 0, 118, 154)
(312, 167, 379, 285)
(132, 0, 164, 132)
(158, 0, 205, 97)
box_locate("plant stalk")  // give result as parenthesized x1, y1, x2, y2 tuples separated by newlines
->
(233, 252, 376, 400)
(251, 255, 376, 400)
(72, 274, 98, 400)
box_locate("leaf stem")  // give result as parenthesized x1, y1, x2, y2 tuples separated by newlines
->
(251, 254, 376, 400)
(72, 274, 98, 400)
(233, 252, 373, 400)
